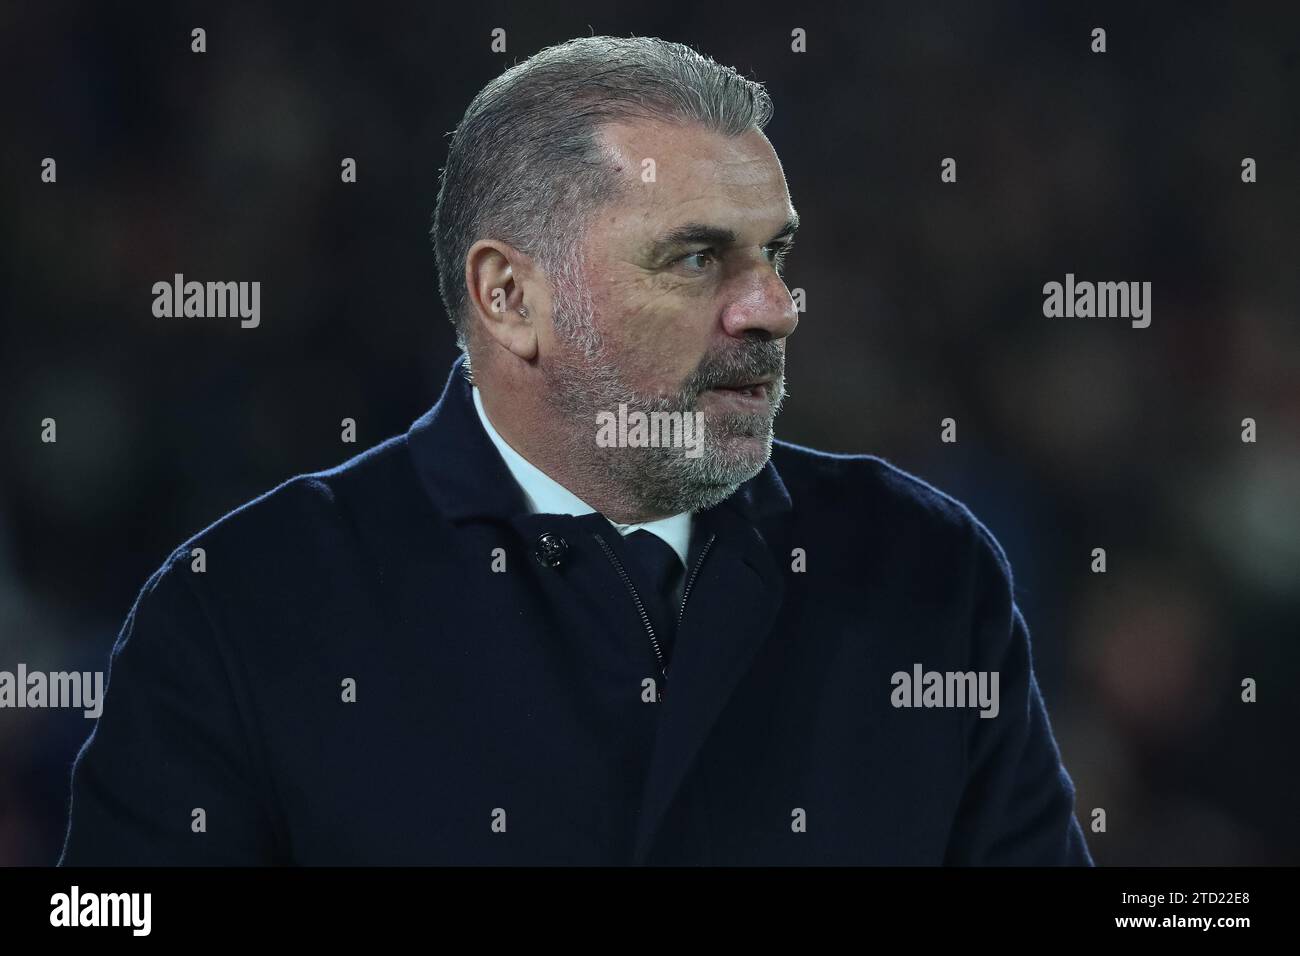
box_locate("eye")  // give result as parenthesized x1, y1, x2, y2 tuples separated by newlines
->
(673, 241, 794, 275)
(765, 240, 794, 273)
(676, 249, 718, 272)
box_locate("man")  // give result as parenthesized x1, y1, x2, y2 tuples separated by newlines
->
(60, 36, 1092, 865)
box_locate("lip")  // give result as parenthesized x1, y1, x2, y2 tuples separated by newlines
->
(709, 375, 776, 394)
(702, 380, 773, 408)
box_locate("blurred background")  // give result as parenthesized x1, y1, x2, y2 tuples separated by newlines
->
(1, 0, 1297, 866)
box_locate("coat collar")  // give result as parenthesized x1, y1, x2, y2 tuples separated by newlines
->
(406, 353, 793, 526)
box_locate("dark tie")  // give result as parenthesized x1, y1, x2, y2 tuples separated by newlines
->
(621, 529, 684, 666)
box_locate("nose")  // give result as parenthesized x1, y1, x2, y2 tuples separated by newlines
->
(719, 267, 799, 341)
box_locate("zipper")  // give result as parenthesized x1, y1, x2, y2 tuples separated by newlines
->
(677, 533, 715, 629)
(592, 530, 717, 701)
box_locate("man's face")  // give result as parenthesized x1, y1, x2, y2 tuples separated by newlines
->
(540, 117, 800, 517)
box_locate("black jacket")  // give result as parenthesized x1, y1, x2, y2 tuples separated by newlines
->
(60, 356, 1093, 865)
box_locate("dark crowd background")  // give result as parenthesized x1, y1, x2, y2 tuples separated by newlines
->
(1, 0, 1296, 866)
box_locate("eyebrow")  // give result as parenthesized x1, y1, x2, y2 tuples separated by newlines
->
(645, 211, 800, 263)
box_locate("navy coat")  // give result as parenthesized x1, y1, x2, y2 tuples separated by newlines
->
(60, 356, 1093, 865)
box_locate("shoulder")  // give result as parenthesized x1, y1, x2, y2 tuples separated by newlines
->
(157, 432, 420, 584)
(770, 438, 1012, 577)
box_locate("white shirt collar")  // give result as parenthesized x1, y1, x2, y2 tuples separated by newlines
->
(471, 385, 692, 567)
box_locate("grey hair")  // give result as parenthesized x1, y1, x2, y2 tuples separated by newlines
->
(430, 35, 774, 363)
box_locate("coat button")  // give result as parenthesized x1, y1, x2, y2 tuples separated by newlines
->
(532, 532, 568, 569)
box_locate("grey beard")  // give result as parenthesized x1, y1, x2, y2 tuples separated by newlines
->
(541, 272, 786, 518)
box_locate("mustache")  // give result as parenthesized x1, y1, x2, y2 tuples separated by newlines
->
(684, 341, 786, 395)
